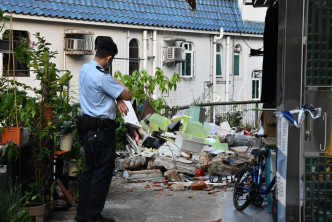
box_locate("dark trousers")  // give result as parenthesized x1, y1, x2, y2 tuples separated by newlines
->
(77, 127, 116, 219)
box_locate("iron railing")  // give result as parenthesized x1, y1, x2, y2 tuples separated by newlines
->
(167, 101, 262, 128)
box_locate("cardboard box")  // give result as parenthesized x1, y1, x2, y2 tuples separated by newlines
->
(262, 111, 276, 137)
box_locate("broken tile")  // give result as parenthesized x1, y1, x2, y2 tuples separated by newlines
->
(190, 181, 207, 190)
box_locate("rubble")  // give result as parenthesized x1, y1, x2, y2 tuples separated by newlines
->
(207, 155, 242, 175)
(123, 170, 163, 182)
(190, 181, 207, 190)
(117, 100, 265, 190)
(153, 156, 198, 175)
(123, 155, 147, 170)
(199, 151, 212, 170)
(164, 170, 181, 182)
(169, 183, 186, 191)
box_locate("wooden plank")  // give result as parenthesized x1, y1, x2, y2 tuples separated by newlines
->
(56, 179, 76, 207)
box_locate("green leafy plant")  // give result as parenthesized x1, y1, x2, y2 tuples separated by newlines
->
(113, 68, 180, 150)
(114, 67, 180, 113)
(0, 141, 21, 163)
(0, 179, 32, 222)
(0, 78, 38, 127)
(225, 105, 242, 127)
(14, 33, 73, 203)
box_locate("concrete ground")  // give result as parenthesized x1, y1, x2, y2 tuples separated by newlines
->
(47, 175, 228, 222)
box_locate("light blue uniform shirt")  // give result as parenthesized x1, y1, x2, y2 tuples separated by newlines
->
(79, 60, 124, 120)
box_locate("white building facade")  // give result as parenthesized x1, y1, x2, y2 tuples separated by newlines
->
(0, 0, 265, 107)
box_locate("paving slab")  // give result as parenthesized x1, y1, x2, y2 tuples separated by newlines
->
(47, 176, 228, 222)
(223, 192, 273, 222)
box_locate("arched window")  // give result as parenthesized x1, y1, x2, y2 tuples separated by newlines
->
(2, 30, 30, 77)
(129, 39, 139, 75)
(216, 44, 222, 76)
(234, 44, 242, 76)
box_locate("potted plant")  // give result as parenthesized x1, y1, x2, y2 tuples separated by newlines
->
(55, 98, 79, 151)
(0, 178, 32, 222)
(0, 78, 38, 145)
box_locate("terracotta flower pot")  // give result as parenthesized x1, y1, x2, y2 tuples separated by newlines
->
(1, 127, 24, 145)
(26, 203, 46, 222)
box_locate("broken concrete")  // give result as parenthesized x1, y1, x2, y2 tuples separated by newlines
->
(199, 151, 212, 170)
(115, 157, 125, 171)
(169, 183, 187, 191)
(123, 155, 147, 170)
(164, 170, 181, 182)
(228, 146, 249, 154)
(153, 156, 198, 175)
(191, 181, 208, 190)
(123, 170, 163, 182)
(207, 158, 241, 176)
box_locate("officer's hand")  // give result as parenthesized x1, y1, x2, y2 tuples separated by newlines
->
(116, 99, 128, 116)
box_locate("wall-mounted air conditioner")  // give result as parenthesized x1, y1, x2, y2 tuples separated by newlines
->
(167, 47, 183, 60)
(64, 30, 94, 55)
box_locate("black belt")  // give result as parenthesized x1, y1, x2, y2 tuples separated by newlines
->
(82, 115, 116, 130)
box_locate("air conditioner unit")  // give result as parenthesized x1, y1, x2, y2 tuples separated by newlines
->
(66, 38, 80, 51)
(167, 47, 183, 60)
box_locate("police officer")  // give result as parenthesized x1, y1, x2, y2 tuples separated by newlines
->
(75, 39, 131, 222)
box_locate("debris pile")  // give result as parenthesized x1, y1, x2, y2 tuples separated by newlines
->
(117, 101, 266, 189)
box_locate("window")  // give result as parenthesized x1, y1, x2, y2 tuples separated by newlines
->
(129, 39, 139, 75)
(64, 30, 94, 55)
(216, 44, 222, 76)
(2, 30, 30, 77)
(234, 54, 240, 76)
(181, 42, 195, 77)
(252, 70, 262, 100)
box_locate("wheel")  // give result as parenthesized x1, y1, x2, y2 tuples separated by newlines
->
(233, 167, 252, 211)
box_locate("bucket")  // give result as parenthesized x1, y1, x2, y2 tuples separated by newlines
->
(60, 132, 75, 151)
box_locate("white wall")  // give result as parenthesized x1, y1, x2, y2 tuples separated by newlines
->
(238, 1, 267, 22)
(0, 16, 263, 108)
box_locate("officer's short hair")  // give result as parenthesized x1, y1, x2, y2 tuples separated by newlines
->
(95, 39, 118, 58)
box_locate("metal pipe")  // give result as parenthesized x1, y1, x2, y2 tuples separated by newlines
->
(152, 30, 157, 99)
(225, 36, 230, 102)
(142, 30, 148, 70)
(177, 100, 260, 110)
(212, 28, 224, 123)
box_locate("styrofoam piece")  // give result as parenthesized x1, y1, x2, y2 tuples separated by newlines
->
(122, 100, 141, 128)
(150, 113, 171, 132)
(175, 132, 205, 153)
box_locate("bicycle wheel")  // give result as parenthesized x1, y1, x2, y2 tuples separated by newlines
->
(233, 167, 252, 211)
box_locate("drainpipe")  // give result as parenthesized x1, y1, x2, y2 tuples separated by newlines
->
(212, 28, 224, 123)
(63, 52, 66, 73)
(213, 28, 224, 102)
(142, 30, 148, 70)
(225, 36, 230, 102)
(152, 30, 157, 99)
(238, 44, 247, 100)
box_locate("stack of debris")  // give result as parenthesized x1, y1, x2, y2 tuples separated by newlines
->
(116, 101, 264, 188)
